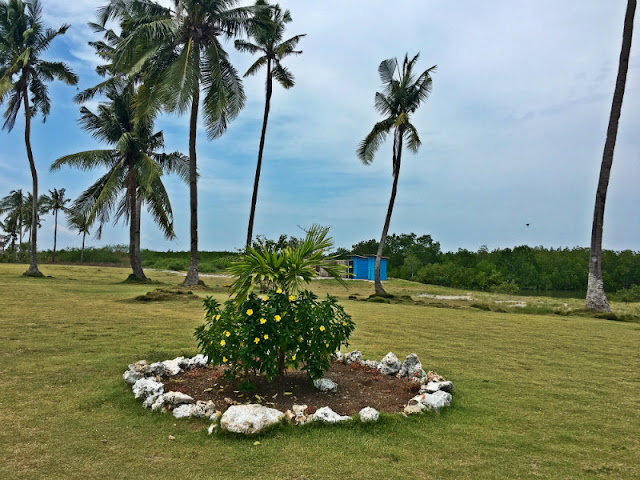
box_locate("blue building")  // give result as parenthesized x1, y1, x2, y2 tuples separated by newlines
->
(349, 255, 388, 281)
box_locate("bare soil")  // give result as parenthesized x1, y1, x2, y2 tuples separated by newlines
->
(162, 361, 420, 416)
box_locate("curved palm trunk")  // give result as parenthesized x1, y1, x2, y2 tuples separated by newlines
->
(183, 89, 200, 286)
(127, 172, 146, 280)
(52, 209, 58, 262)
(375, 133, 403, 294)
(586, 0, 636, 312)
(23, 91, 42, 276)
(246, 58, 273, 249)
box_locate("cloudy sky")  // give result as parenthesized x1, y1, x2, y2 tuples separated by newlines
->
(1, 0, 638, 253)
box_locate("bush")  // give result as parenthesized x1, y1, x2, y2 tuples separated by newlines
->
(489, 280, 521, 294)
(611, 285, 640, 303)
(195, 289, 354, 381)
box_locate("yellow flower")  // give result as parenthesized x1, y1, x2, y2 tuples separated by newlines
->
(254, 337, 260, 344)
(274, 315, 281, 322)
(263, 295, 269, 301)
(216, 314, 221, 320)
(325, 343, 329, 348)
(220, 339, 226, 346)
(224, 331, 231, 337)
(342, 321, 347, 326)
(264, 334, 269, 340)
(260, 318, 267, 324)
(291, 354, 296, 361)
(246, 309, 253, 316)
(222, 356, 228, 363)
(295, 318, 299, 323)
(203, 312, 208, 318)
(289, 295, 295, 301)
(319, 325, 325, 332)
(276, 288, 282, 294)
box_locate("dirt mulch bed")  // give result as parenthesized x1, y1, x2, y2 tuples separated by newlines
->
(162, 361, 420, 416)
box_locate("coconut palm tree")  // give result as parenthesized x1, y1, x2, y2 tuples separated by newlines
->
(357, 53, 436, 294)
(21, 191, 48, 250)
(100, 0, 259, 286)
(586, 0, 636, 312)
(66, 207, 93, 264)
(235, 0, 305, 248)
(0, 0, 78, 276)
(0, 189, 23, 259)
(42, 187, 70, 262)
(51, 82, 189, 281)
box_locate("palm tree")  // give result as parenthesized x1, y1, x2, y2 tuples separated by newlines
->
(0, 0, 78, 276)
(0, 189, 23, 259)
(235, 0, 305, 249)
(101, 0, 259, 286)
(21, 191, 48, 250)
(357, 53, 436, 294)
(66, 208, 92, 264)
(585, 0, 636, 312)
(42, 187, 70, 262)
(51, 83, 189, 281)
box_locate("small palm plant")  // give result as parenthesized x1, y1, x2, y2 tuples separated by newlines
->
(228, 224, 347, 302)
(235, 0, 305, 248)
(66, 207, 93, 264)
(358, 53, 436, 294)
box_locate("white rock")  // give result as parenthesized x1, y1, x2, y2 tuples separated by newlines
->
(123, 369, 145, 384)
(398, 353, 426, 380)
(421, 390, 452, 411)
(190, 354, 208, 368)
(378, 352, 401, 375)
(210, 411, 222, 422)
(192, 400, 216, 418)
(420, 381, 454, 394)
(162, 391, 195, 406)
(358, 407, 379, 422)
(143, 394, 161, 409)
(334, 351, 343, 362)
(207, 424, 217, 435)
(128, 360, 150, 374)
(173, 404, 196, 419)
(220, 404, 285, 435)
(344, 351, 362, 364)
(132, 378, 164, 399)
(149, 362, 167, 376)
(312, 406, 351, 424)
(361, 360, 379, 369)
(404, 403, 426, 415)
(162, 357, 183, 376)
(286, 404, 310, 425)
(313, 378, 338, 393)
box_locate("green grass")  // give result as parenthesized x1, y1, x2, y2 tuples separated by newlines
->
(1, 264, 639, 479)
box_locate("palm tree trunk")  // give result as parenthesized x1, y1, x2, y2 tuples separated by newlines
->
(246, 58, 273, 249)
(375, 132, 403, 294)
(52, 209, 58, 262)
(81, 230, 86, 264)
(183, 89, 201, 286)
(586, 0, 636, 312)
(127, 172, 146, 280)
(23, 91, 42, 276)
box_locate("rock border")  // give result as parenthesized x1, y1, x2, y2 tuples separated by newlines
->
(124, 351, 453, 435)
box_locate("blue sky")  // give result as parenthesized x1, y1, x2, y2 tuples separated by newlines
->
(1, 0, 639, 253)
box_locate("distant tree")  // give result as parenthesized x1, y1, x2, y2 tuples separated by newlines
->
(0, 0, 78, 276)
(66, 207, 92, 264)
(21, 192, 48, 249)
(586, 0, 636, 312)
(358, 53, 436, 294)
(0, 189, 24, 259)
(235, 0, 305, 248)
(42, 187, 70, 262)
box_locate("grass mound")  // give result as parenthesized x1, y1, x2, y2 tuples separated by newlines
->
(135, 288, 198, 302)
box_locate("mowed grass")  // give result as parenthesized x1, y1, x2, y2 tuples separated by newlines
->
(1, 264, 639, 480)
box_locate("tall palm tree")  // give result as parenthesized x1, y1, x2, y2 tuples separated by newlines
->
(0, 0, 78, 276)
(358, 54, 436, 294)
(586, 0, 636, 312)
(0, 189, 23, 259)
(66, 207, 93, 264)
(21, 191, 47, 249)
(51, 83, 189, 281)
(42, 187, 70, 262)
(101, 0, 259, 286)
(235, 0, 305, 249)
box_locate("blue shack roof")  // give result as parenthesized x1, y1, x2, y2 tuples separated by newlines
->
(349, 254, 389, 259)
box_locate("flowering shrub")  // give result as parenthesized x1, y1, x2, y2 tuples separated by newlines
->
(195, 288, 355, 381)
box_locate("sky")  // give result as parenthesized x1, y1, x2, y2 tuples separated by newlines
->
(1, 0, 639, 254)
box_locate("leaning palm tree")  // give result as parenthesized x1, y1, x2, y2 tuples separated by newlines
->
(0, 189, 23, 259)
(42, 187, 70, 262)
(51, 83, 189, 281)
(358, 53, 436, 294)
(586, 0, 636, 312)
(100, 0, 259, 286)
(66, 208, 93, 264)
(235, 0, 305, 248)
(0, 0, 78, 276)
(21, 191, 48, 251)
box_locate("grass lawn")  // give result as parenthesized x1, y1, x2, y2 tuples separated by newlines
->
(1, 264, 639, 479)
